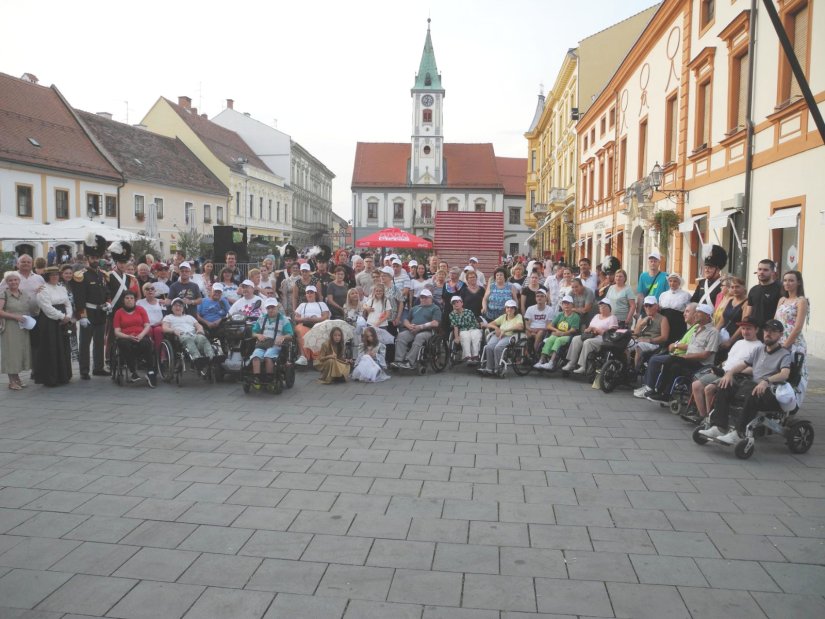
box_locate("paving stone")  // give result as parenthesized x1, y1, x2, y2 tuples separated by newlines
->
(36, 574, 137, 616)
(123, 498, 194, 521)
(500, 546, 566, 578)
(709, 533, 786, 561)
(226, 487, 289, 508)
(0, 537, 80, 570)
(695, 557, 781, 592)
(350, 513, 411, 540)
(387, 568, 462, 607)
(433, 542, 499, 574)
(760, 562, 825, 594)
(721, 513, 793, 536)
(120, 521, 198, 549)
(422, 605, 498, 618)
(564, 550, 637, 583)
(0, 508, 37, 533)
(387, 496, 444, 518)
(178, 553, 262, 588)
(246, 558, 327, 594)
(263, 593, 347, 619)
(317, 564, 394, 601)
(0, 568, 73, 610)
(469, 521, 529, 547)
(239, 530, 313, 560)
(408, 517, 468, 543)
(529, 524, 592, 550)
(679, 586, 768, 619)
(232, 507, 298, 531)
(442, 499, 498, 522)
(289, 510, 354, 535)
(534, 578, 612, 617)
(750, 591, 825, 619)
(769, 535, 825, 564)
(8, 511, 89, 538)
(331, 493, 389, 514)
(177, 502, 245, 526)
(50, 542, 139, 576)
(178, 525, 254, 554)
(607, 582, 690, 619)
(302, 534, 373, 565)
(367, 539, 434, 570)
(278, 490, 337, 511)
(648, 530, 721, 558)
(107, 580, 204, 619)
(462, 573, 536, 612)
(629, 554, 708, 586)
(554, 505, 614, 527)
(113, 547, 199, 582)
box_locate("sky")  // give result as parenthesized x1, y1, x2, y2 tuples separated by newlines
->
(1, 0, 658, 221)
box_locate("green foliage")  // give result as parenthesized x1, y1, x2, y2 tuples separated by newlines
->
(0, 251, 16, 279)
(177, 229, 203, 261)
(130, 233, 161, 262)
(653, 210, 680, 258)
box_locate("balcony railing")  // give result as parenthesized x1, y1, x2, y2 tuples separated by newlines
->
(415, 217, 434, 226)
(548, 187, 567, 205)
(532, 203, 548, 217)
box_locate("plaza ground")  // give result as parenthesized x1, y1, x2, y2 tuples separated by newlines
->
(0, 358, 823, 618)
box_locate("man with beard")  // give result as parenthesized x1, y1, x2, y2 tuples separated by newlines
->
(72, 235, 110, 379)
(746, 259, 782, 328)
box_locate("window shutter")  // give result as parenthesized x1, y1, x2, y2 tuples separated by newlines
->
(789, 5, 809, 99)
(737, 52, 748, 129)
(702, 84, 711, 145)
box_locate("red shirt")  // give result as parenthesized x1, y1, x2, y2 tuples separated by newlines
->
(114, 306, 149, 337)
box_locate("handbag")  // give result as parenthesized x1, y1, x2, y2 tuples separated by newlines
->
(0, 290, 6, 334)
(255, 337, 275, 350)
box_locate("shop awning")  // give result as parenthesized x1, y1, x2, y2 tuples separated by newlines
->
(678, 213, 706, 233)
(523, 203, 572, 245)
(767, 206, 801, 230)
(600, 233, 612, 245)
(710, 210, 742, 249)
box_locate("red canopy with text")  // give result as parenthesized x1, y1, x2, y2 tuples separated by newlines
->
(355, 227, 433, 249)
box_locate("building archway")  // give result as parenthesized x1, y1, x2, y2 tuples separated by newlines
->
(15, 243, 35, 258)
(630, 226, 645, 285)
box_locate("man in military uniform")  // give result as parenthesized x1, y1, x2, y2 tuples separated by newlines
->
(72, 235, 110, 379)
(310, 245, 333, 298)
(691, 245, 727, 307)
(274, 244, 298, 291)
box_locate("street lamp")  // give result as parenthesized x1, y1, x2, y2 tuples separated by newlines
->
(649, 162, 689, 202)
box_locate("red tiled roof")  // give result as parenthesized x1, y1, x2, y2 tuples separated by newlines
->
(0, 72, 121, 181)
(78, 111, 229, 197)
(163, 98, 271, 174)
(495, 156, 527, 197)
(351, 142, 504, 189)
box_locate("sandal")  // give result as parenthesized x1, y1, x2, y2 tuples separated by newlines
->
(8, 383, 22, 391)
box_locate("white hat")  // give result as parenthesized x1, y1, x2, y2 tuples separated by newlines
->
(263, 297, 279, 308)
(643, 295, 658, 305)
(696, 303, 714, 316)
(408, 260, 418, 267)
(419, 289, 433, 297)
(381, 266, 394, 275)
(648, 250, 662, 260)
(774, 382, 798, 412)
(504, 299, 518, 308)
(469, 257, 479, 263)
(392, 258, 402, 266)
(450, 295, 463, 303)
(561, 294, 574, 304)
(598, 298, 612, 307)
(170, 297, 186, 306)
(211, 283, 224, 292)
(300, 263, 311, 271)
(261, 281, 273, 289)
(526, 260, 536, 272)
(667, 272, 682, 281)
(535, 288, 547, 295)
(241, 279, 255, 287)
(463, 265, 475, 272)
(305, 285, 318, 293)
(179, 261, 191, 269)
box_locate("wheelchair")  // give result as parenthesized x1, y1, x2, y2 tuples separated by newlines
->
(240, 337, 296, 395)
(692, 353, 813, 459)
(447, 325, 487, 370)
(479, 333, 533, 377)
(598, 330, 661, 394)
(157, 333, 221, 386)
(211, 314, 256, 382)
(110, 337, 154, 387)
(397, 331, 448, 375)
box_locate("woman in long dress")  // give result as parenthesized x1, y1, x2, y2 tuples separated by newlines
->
(775, 270, 808, 401)
(35, 267, 74, 386)
(315, 326, 351, 384)
(0, 272, 37, 389)
(352, 327, 390, 383)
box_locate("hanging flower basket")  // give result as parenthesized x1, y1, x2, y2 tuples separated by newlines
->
(653, 210, 680, 257)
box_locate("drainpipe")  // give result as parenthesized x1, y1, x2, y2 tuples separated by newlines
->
(737, 0, 758, 279)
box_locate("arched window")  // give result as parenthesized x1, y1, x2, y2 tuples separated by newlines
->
(423, 145, 431, 155)
(474, 199, 487, 213)
(422, 109, 432, 123)
(425, 73, 432, 86)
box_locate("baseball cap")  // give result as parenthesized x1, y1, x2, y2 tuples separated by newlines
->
(469, 257, 479, 263)
(667, 273, 682, 281)
(762, 319, 784, 332)
(598, 298, 612, 307)
(696, 303, 715, 316)
(535, 288, 547, 296)
(381, 266, 394, 275)
(643, 295, 658, 306)
(648, 251, 662, 261)
(504, 299, 518, 308)
(737, 316, 759, 328)
(211, 283, 224, 292)
(408, 260, 418, 267)
(263, 298, 279, 308)
(241, 279, 255, 287)
(561, 294, 574, 304)
(305, 285, 318, 293)
(463, 265, 475, 272)
(300, 263, 311, 271)
(170, 297, 186, 306)
(450, 295, 463, 303)
(392, 258, 402, 266)
(179, 261, 191, 269)
(419, 289, 433, 297)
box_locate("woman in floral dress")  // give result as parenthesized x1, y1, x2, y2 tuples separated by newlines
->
(774, 270, 808, 401)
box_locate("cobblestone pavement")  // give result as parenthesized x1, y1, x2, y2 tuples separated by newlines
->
(0, 358, 823, 619)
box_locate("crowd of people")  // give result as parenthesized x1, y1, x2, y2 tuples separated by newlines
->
(0, 235, 809, 447)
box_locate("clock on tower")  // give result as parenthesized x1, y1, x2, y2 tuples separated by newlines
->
(422, 94, 434, 107)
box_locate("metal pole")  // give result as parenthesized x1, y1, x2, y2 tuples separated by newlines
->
(736, 0, 758, 279)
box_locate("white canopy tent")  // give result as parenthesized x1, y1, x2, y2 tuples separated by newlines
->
(44, 220, 140, 243)
(0, 216, 55, 242)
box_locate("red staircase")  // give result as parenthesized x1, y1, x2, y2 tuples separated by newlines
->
(434, 212, 503, 274)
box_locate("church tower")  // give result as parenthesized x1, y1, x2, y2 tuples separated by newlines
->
(411, 19, 444, 185)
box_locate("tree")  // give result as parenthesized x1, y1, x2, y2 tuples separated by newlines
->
(130, 233, 161, 262)
(177, 229, 203, 261)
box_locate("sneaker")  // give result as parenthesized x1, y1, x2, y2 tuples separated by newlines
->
(295, 356, 308, 366)
(399, 361, 413, 370)
(561, 362, 574, 372)
(680, 413, 701, 424)
(717, 429, 741, 445)
(633, 386, 649, 398)
(390, 361, 400, 369)
(92, 369, 110, 377)
(572, 367, 586, 375)
(533, 360, 547, 369)
(699, 426, 724, 439)
(645, 391, 666, 403)
(129, 372, 141, 383)
(147, 372, 157, 389)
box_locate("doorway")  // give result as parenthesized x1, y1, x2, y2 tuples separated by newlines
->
(630, 226, 645, 285)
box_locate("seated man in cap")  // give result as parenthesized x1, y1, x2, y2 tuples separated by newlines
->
(250, 298, 294, 379)
(197, 283, 231, 336)
(699, 319, 792, 445)
(637, 302, 718, 402)
(392, 288, 441, 370)
(228, 280, 264, 318)
(168, 261, 202, 317)
(449, 295, 483, 364)
(162, 297, 215, 370)
(690, 316, 763, 421)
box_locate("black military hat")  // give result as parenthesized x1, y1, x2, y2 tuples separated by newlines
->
(108, 240, 132, 262)
(601, 255, 621, 275)
(83, 233, 108, 258)
(283, 244, 298, 260)
(704, 244, 727, 268)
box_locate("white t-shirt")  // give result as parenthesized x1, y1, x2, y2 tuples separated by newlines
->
(295, 301, 330, 319)
(659, 289, 692, 311)
(524, 304, 552, 330)
(137, 299, 164, 326)
(723, 338, 762, 372)
(162, 313, 197, 336)
(229, 295, 264, 317)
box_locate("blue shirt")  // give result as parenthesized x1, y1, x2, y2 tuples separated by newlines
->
(198, 297, 230, 322)
(637, 271, 668, 300)
(409, 303, 442, 326)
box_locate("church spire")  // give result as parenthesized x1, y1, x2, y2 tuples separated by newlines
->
(413, 18, 443, 92)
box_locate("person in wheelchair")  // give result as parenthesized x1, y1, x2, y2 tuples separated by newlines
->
(249, 298, 293, 381)
(560, 298, 618, 374)
(522, 289, 551, 357)
(479, 299, 524, 375)
(392, 289, 441, 370)
(112, 291, 157, 387)
(162, 298, 215, 371)
(699, 319, 793, 445)
(627, 296, 670, 371)
(197, 283, 230, 338)
(690, 316, 762, 421)
(533, 295, 579, 371)
(449, 295, 483, 365)
(637, 303, 718, 402)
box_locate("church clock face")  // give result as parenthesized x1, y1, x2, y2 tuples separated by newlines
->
(421, 95, 434, 107)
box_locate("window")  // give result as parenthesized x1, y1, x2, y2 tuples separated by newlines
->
(779, 1, 809, 105)
(531, 150, 537, 172)
(600, 116, 606, 136)
(665, 93, 678, 164)
(696, 79, 711, 150)
(216, 205, 224, 225)
(509, 208, 521, 225)
(424, 73, 432, 86)
(204, 204, 211, 223)
(609, 107, 616, 128)
(185, 202, 194, 226)
(236, 191, 241, 215)
(474, 202, 486, 213)
(16, 185, 32, 217)
(583, 135, 588, 151)
(638, 118, 648, 180)
(700, 0, 715, 29)
(728, 51, 748, 132)
(87, 193, 101, 217)
(529, 191, 535, 210)
(618, 138, 627, 190)
(590, 128, 595, 144)
(509, 243, 519, 256)
(55, 189, 69, 219)
(588, 162, 595, 206)
(423, 145, 431, 155)
(249, 194, 254, 217)
(259, 197, 263, 220)
(277, 201, 281, 222)
(770, 205, 802, 270)
(393, 202, 404, 221)
(154, 197, 163, 220)
(367, 201, 378, 220)
(448, 201, 459, 212)
(422, 109, 432, 123)
(606, 152, 614, 197)
(689, 215, 709, 282)
(134, 195, 145, 218)
(421, 201, 432, 219)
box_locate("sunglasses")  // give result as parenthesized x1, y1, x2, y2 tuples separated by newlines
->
(145, 288, 156, 292)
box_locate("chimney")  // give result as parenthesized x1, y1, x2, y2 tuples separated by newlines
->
(133, 124, 148, 130)
(96, 112, 113, 120)
(21, 72, 39, 84)
(226, 99, 234, 110)
(243, 112, 251, 117)
(178, 96, 191, 109)
(201, 114, 208, 119)
(191, 107, 198, 116)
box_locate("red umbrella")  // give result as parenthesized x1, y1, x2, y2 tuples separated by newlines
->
(355, 227, 432, 249)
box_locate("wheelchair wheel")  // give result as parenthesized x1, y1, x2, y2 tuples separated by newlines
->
(584, 352, 598, 382)
(511, 340, 533, 376)
(734, 438, 754, 459)
(786, 419, 814, 454)
(158, 340, 175, 383)
(600, 359, 621, 393)
(429, 337, 449, 373)
(284, 365, 296, 388)
(242, 380, 251, 393)
(692, 426, 709, 445)
(271, 375, 284, 395)
(669, 399, 685, 415)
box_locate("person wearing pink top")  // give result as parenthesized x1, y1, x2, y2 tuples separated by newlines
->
(561, 298, 619, 373)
